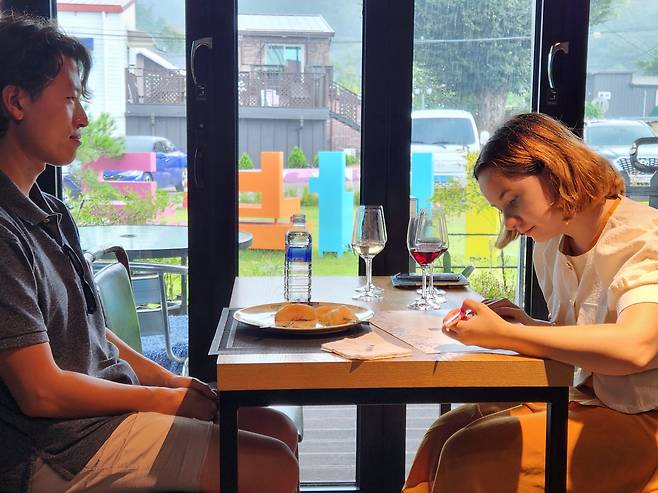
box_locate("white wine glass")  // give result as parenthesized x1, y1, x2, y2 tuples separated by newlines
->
(352, 205, 387, 301)
(354, 206, 386, 294)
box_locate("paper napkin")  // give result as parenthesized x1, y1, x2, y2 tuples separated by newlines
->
(321, 331, 413, 360)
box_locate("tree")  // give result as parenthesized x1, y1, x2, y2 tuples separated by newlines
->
(414, 0, 624, 133)
(238, 152, 255, 169)
(158, 25, 185, 55)
(136, 2, 184, 55)
(589, 0, 628, 26)
(639, 54, 658, 75)
(287, 146, 308, 168)
(76, 112, 124, 165)
(414, 0, 533, 132)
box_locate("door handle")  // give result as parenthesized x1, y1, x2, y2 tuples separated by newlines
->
(191, 37, 213, 100)
(191, 37, 213, 86)
(547, 41, 569, 91)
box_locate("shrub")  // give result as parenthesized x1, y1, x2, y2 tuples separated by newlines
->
(300, 185, 318, 207)
(288, 146, 307, 168)
(69, 169, 173, 225)
(345, 151, 360, 166)
(433, 151, 489, 217)
(469, 268, 516, 300)
(238, 152, 254, 169)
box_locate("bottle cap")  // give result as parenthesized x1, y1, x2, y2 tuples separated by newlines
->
(291, 214, 306, 224)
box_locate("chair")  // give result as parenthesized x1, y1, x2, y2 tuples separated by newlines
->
(129, 262, 189, 375)
(88, 245, 143, 352)
(86, 245, 189, 375)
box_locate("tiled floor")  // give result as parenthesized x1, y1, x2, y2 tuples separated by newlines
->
(298, 404, 444, 484)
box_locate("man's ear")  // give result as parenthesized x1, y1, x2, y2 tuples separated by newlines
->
(0, 85, 27, 121)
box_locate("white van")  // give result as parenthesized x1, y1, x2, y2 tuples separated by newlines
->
(411, 109, 483, 183)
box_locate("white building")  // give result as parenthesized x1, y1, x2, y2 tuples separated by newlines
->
(57, 0, 137, 135)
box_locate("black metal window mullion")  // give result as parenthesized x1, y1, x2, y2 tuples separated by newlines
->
(361, 0, 415, 278)
(187, 0, 238, 382)
(526, 0, 590, 319)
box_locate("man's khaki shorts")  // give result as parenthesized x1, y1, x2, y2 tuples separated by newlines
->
(29, 412, 215, 493)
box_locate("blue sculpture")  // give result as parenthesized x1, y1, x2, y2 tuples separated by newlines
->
(411, 152, 433, 212)
(309, 151, 354, 255)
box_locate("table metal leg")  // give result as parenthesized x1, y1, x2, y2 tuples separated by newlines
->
(219, 393, 239, 493)
(545, 387, 569, 493)
(357, 404, 406, 493)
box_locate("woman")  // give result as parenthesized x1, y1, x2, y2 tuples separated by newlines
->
(404, 113, 658, 493)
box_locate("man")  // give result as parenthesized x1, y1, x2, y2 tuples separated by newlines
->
(0, 13, 298, 493)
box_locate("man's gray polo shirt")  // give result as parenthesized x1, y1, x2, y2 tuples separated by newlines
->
(0, 170, 139, 492)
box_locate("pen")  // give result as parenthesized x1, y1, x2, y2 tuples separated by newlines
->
(443, 308, 474, 328)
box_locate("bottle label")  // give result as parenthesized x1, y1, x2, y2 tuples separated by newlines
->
(286, 245, 311, 262)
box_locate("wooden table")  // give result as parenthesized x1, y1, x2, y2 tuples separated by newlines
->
(214, 276, 573, 493)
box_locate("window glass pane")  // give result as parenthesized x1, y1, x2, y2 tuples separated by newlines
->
(267, 45, 285, 65)
(60, 0, 190, 377)
(237, 3, 362, 279)
(237, 1, 363, 484)
(407, 0, 535, 473)
(584, 0, 658, 197)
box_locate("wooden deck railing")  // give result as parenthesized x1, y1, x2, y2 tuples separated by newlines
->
(126, 68, 186, 105)
(126, 67, 361, 130)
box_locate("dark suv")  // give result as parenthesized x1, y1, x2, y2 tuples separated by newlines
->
(584, 119, 658, 186)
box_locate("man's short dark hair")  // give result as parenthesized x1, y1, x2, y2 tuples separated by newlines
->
(0, 12, 92, 138)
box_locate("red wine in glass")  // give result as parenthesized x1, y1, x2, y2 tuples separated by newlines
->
(409, 243, 448, 266)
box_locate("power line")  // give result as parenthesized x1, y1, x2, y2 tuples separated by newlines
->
(414, 35, 530, 44)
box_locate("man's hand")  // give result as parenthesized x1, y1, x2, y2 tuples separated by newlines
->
(160, 375, 218, 421)
(166, 387, 218, 421)
(165, 374, 218, 401)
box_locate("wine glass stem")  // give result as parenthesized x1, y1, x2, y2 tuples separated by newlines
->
(421, 265, 429, 301)
(365, 257, 373, 293)
(428, 264, 434, 293)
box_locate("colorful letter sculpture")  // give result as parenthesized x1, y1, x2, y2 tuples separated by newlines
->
(309, 151, 354, 255)
(411, 152, 433, 213)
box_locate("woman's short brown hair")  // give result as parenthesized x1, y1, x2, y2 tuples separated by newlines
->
(0, 12, 92, 139)
(473, 112, 624, 248)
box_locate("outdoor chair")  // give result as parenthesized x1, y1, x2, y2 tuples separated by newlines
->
(129, 262, 189, 375)
(86, 245, 189, 375)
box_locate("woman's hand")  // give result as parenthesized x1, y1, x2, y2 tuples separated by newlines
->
(442, 298, 513, 349)
(481, 298, 537, 325)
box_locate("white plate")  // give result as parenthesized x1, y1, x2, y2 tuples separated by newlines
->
(233, 302, 374, 335)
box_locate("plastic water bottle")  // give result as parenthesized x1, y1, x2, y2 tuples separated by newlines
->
(284, 214, 312, 302)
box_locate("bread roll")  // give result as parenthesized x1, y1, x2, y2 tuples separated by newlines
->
(317, 305, 357, 326)
(274, 303, 316, 325)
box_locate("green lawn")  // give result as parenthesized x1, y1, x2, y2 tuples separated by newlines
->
(238, 204, 359, 276)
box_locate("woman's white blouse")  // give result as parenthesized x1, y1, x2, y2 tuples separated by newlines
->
(533, 196, 658, 414)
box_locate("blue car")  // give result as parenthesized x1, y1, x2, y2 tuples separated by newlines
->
(103, 135, 187, 191)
